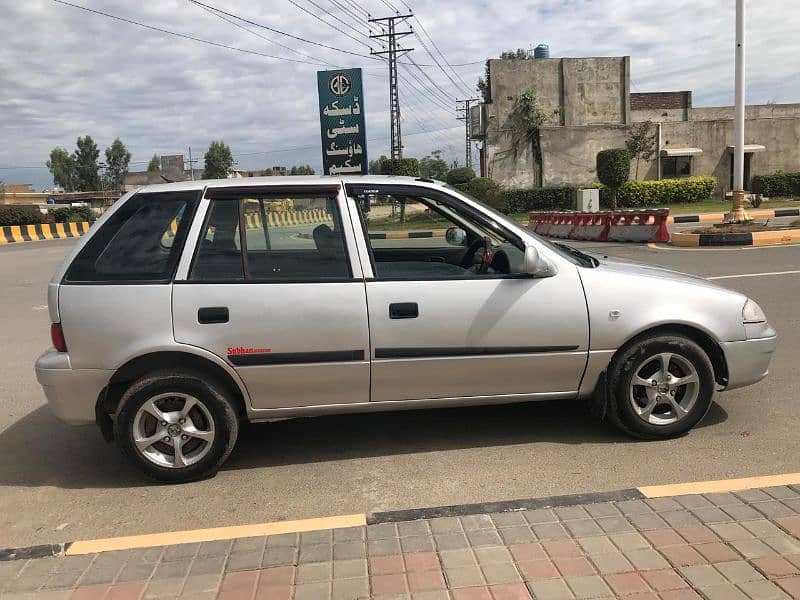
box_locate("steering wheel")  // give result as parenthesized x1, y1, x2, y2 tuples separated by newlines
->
(459, 237, 493, 274)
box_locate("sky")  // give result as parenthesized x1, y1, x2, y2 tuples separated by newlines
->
(1, 0, 798, 190)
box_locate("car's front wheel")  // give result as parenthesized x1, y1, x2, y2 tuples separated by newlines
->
(114, 370, 239, 482)
(607, 334, 715, 439)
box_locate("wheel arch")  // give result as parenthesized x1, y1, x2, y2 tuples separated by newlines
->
(613, 323, 729, 387)
(96, 349, 250, 441)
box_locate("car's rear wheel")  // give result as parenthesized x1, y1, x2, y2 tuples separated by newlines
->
(607, 334, 715, 439)
(114, 370, 239, 482)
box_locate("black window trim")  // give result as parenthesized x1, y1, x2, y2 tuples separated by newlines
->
(345, 183, 530, 283)
(61, 190, 202, 286)
(185, 190, 358, 284)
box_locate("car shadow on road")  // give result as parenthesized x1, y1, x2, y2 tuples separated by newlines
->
(0, 400, 728, 489)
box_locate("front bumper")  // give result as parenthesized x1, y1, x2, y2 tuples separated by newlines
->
(721, 333, 778, 391)
(35, 350, 112, 425)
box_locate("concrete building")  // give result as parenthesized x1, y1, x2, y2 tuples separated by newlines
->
(476, 55, 800, 196)
(123, 155, 203, 192)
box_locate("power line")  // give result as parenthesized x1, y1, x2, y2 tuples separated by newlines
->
(323, 0, 374, 37)
(50, 0, 335, 67)
(189, 0, 378, 62)
(284, 0, 373, 50)
(194, 3, 337, 67)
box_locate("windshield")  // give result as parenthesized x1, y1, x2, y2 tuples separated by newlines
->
(444, 182, 597, 268)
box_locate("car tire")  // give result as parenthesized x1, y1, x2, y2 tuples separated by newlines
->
(606, 334, 715, 440)
(114, 370, 239, 483)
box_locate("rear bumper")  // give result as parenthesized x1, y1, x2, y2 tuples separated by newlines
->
(35, 350, 112, 425)
(721, 334, 777, 391)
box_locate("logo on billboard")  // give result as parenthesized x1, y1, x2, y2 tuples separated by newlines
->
(329, 73, 352, 97)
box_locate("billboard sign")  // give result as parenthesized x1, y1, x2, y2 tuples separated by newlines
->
(317, 68, 367, 175)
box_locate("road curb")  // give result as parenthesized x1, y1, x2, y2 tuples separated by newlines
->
(672, 228, 800, 247)
(669, 207, 800, 224)
(4, 472, 800, 562)
(0, 221, 90, 244)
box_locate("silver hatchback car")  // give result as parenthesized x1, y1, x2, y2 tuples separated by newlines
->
(35, 176, 777, 482)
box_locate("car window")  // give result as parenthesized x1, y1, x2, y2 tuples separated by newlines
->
(351, 189, 524, 280)
(190, 194, 351, 282)
(65, 191, 198, 283)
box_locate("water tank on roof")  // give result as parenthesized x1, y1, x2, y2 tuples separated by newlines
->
(534, 44, 550, 59)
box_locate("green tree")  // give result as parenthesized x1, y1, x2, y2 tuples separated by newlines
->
(46, 147, 77, 191)
(369, 155, 390, 174)
(104, 138, 131, 191)
(419, 150, 449, 181)
(596, 148, 632, 210)
(289, 165, 315, 175)
(446, 166, 476, 186)
(625, 121, 657, 180)
(262, 168, 274, 176)
(74, 136, 100, 191)
(147, 154, 161, 172)
(203, 140, 234, 179)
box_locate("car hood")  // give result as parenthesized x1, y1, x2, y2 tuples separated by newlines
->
(590, 254, 726, 291)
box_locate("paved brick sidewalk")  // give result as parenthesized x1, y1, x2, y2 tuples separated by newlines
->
(3, 485, 800, 599)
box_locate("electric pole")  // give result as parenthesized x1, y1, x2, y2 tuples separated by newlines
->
(728, 0, 750, 222)
(369, 15, 413, 159)
(456, 98, 479, 169)
(187, 147, 199, 181)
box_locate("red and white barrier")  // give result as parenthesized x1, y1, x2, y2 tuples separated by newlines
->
(527, 209, 670, 243)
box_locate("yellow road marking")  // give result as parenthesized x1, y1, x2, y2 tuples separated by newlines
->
(640, 473, 800, 498)
(66, 513, 366, 555)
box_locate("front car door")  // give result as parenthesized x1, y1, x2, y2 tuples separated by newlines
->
(345, 182, 590, 404)
(172, 182, 370, 410)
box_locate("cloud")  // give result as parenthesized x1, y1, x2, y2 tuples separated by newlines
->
(1, 0, 797, 189)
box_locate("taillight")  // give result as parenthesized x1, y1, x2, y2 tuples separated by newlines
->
(51, 323, 67, 352)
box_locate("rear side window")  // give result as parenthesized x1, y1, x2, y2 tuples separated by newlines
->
(190, 193, 351, 282)
(65, 191, 198, 283)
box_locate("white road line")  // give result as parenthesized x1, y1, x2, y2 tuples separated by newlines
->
(707, 270, 800, 280)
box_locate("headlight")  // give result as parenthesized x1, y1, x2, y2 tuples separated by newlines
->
(742, 299, 767, 324)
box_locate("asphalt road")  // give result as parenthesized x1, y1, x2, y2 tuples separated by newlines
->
(1, 236, 799, 548)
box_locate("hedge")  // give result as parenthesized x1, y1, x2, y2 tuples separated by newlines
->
(456, 177, 502, 210)
(500, 187, 577, 213)
(599, 176, 716, 208)
(751, 171, 800, 197)
(49, 206, 96, 223)
(0, 205, 47, 227)
(446, 167, 476, 186)
(386, 158, 420, 177)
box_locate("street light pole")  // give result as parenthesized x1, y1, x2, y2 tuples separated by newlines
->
(729, 0, 750, 222)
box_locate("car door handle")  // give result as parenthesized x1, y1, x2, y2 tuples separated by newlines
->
(389, 302, 418, 319)
(198, 306, 229, 324)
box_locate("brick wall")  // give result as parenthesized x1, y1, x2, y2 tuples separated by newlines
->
(631, 91, 692, 111)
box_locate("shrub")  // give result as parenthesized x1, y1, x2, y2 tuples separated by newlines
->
(386, 158, 420, 177)
(598, 176, 716, 208)
(596, 148, 631, 209)
(49, 206, 96, 223)
(751, 171, 800, 197)
(0, 205, 47, 226)
(446, 167, 476, 186)
(500, 186, 577, 213)
(457, 177, 502, 210)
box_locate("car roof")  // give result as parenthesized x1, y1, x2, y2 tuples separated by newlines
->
(136, 175, 443, 195)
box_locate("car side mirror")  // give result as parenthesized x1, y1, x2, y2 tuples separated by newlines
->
(522, 245, 557, 278)
(445, 226, 467, 246)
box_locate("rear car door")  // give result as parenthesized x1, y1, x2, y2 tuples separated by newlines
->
(172, 183, 370, 410)
(346, 182, 590, 403)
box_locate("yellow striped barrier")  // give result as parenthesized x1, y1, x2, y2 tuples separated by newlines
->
(0, 221, 90, 245)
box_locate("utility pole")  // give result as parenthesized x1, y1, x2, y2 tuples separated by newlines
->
(728, 0, 750, 222)
(369, 15, 413, 159)
(456, 98, 479, 169)
(187, 147, 199, 181)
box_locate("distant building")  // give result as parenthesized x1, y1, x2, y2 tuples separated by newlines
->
(475, 55, 800, 195)
(123, 155, 203, 192)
